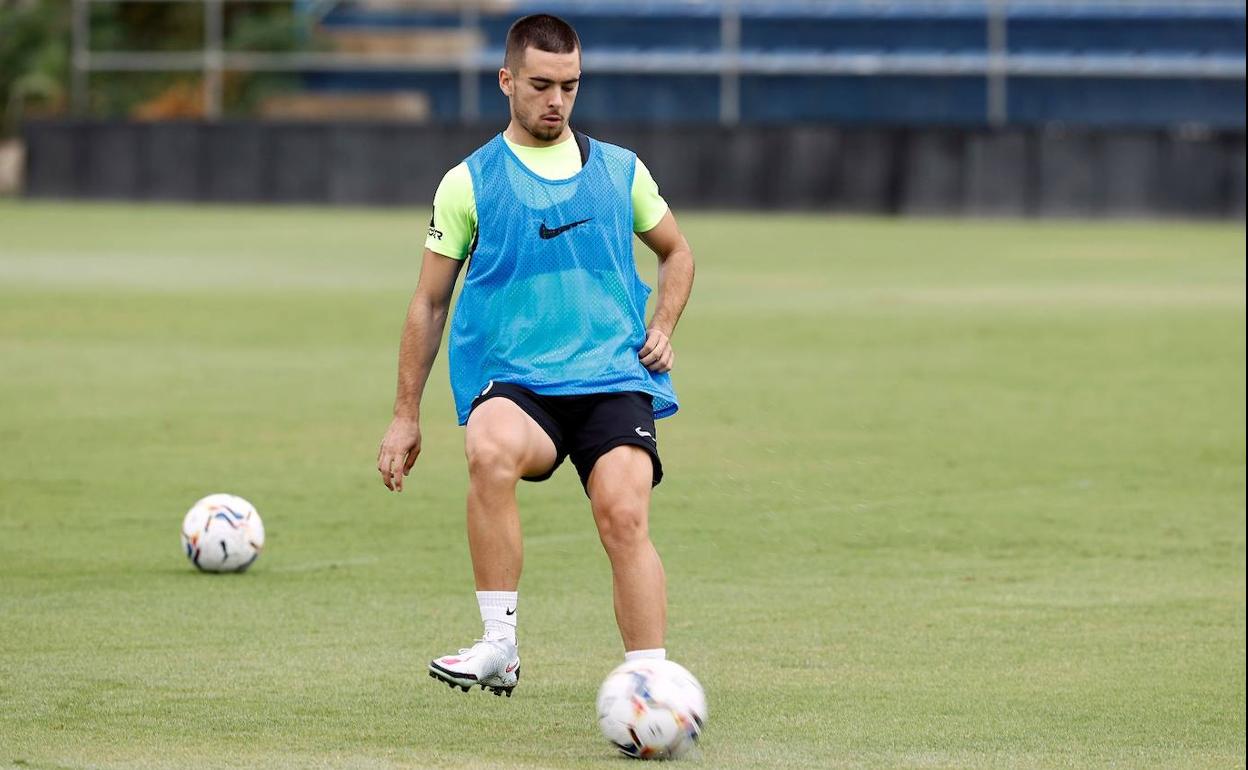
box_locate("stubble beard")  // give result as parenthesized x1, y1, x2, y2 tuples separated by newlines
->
(516, 104, 563, 143)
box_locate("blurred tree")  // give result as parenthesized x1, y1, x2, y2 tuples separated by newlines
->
(96, 2, 311, 118)
(89, 1, 201, 51)
(0, 0, 313, 125)
(0, 0, 70, 136)
(220, 4, 310, 116)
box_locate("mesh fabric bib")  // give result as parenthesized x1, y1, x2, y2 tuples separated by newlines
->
(448, 133, 678, 425)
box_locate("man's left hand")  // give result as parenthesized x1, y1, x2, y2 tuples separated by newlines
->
(639, 328, 675, 373)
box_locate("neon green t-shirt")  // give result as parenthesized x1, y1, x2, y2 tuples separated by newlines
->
(424, 134, 669, 260)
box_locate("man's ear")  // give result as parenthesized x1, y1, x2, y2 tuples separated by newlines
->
(498, 67, 513, 97)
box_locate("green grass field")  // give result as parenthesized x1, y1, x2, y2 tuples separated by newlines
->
(0, 201, 1243, 769)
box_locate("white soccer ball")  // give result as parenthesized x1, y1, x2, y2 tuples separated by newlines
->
(180, 493, 265, 573)
(597, 658, 707, 760)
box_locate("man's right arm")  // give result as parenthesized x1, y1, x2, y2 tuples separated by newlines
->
(392, 248, 463, 418)
(377, 248, 464, 492)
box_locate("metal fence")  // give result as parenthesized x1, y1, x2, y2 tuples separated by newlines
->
(72, 0, 1247, 125)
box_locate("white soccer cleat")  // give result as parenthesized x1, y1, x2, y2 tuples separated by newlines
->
(428, 639, 520, 697)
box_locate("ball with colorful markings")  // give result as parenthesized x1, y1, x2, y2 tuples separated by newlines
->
(597, 658, 707, 760)
(180, 493, 265, 573)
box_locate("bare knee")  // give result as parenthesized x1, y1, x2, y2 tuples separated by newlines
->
(594, 499, 650, 555)
(464, 397, 557, 483)
(465, 435, 523, 486)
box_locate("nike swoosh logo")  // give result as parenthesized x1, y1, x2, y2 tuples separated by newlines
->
(505, 607, 516, 616)
(634, 427, 655, 441)
(480, 380, 494, 397)
(505, 661, 518, 673)
(539, 218, 592, 240)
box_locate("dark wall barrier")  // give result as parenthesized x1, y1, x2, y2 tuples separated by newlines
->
(21, 120, 1246, 218)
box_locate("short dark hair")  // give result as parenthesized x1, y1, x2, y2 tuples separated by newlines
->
(504, 14, 580, 71)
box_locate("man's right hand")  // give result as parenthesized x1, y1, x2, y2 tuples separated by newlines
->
(377, 415, 422, 492)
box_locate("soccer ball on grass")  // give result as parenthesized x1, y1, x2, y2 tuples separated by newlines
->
(180, 493, 265, 572)
(597, 658, 707, 760)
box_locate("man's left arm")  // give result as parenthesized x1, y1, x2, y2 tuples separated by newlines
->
(636, 211, 695, 374)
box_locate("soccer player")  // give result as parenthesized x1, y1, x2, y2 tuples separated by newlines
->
(376, 14, 695, 697)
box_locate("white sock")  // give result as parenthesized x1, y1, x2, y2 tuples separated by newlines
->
(476, 591, 517, 644)
(624, 648, 666, 661)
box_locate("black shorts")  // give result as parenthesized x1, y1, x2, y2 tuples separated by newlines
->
(468, 382, 663, 493)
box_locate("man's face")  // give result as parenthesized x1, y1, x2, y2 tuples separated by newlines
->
(500, 47, 581, 142)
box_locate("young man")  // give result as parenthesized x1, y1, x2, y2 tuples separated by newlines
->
(376, 14, 695, 697)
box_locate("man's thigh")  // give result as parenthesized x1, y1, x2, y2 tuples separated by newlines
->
(585, 444, 656, 507)
(465, 394, 561, 480)
(569, 392, 663, 493)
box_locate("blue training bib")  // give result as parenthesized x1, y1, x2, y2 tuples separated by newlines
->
(447, 133, 678, 425)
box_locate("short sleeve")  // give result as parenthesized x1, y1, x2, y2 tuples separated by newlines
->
(631, 157, 669, 234)
(425, 163, 477, 260)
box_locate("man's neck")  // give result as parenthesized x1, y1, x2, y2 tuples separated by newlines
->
(504, 121, 572, 148)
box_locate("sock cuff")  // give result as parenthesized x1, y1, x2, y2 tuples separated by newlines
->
(477, 591, 518, 644)
(475, 591, 517, 609)
(624, 648, 667, 661)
